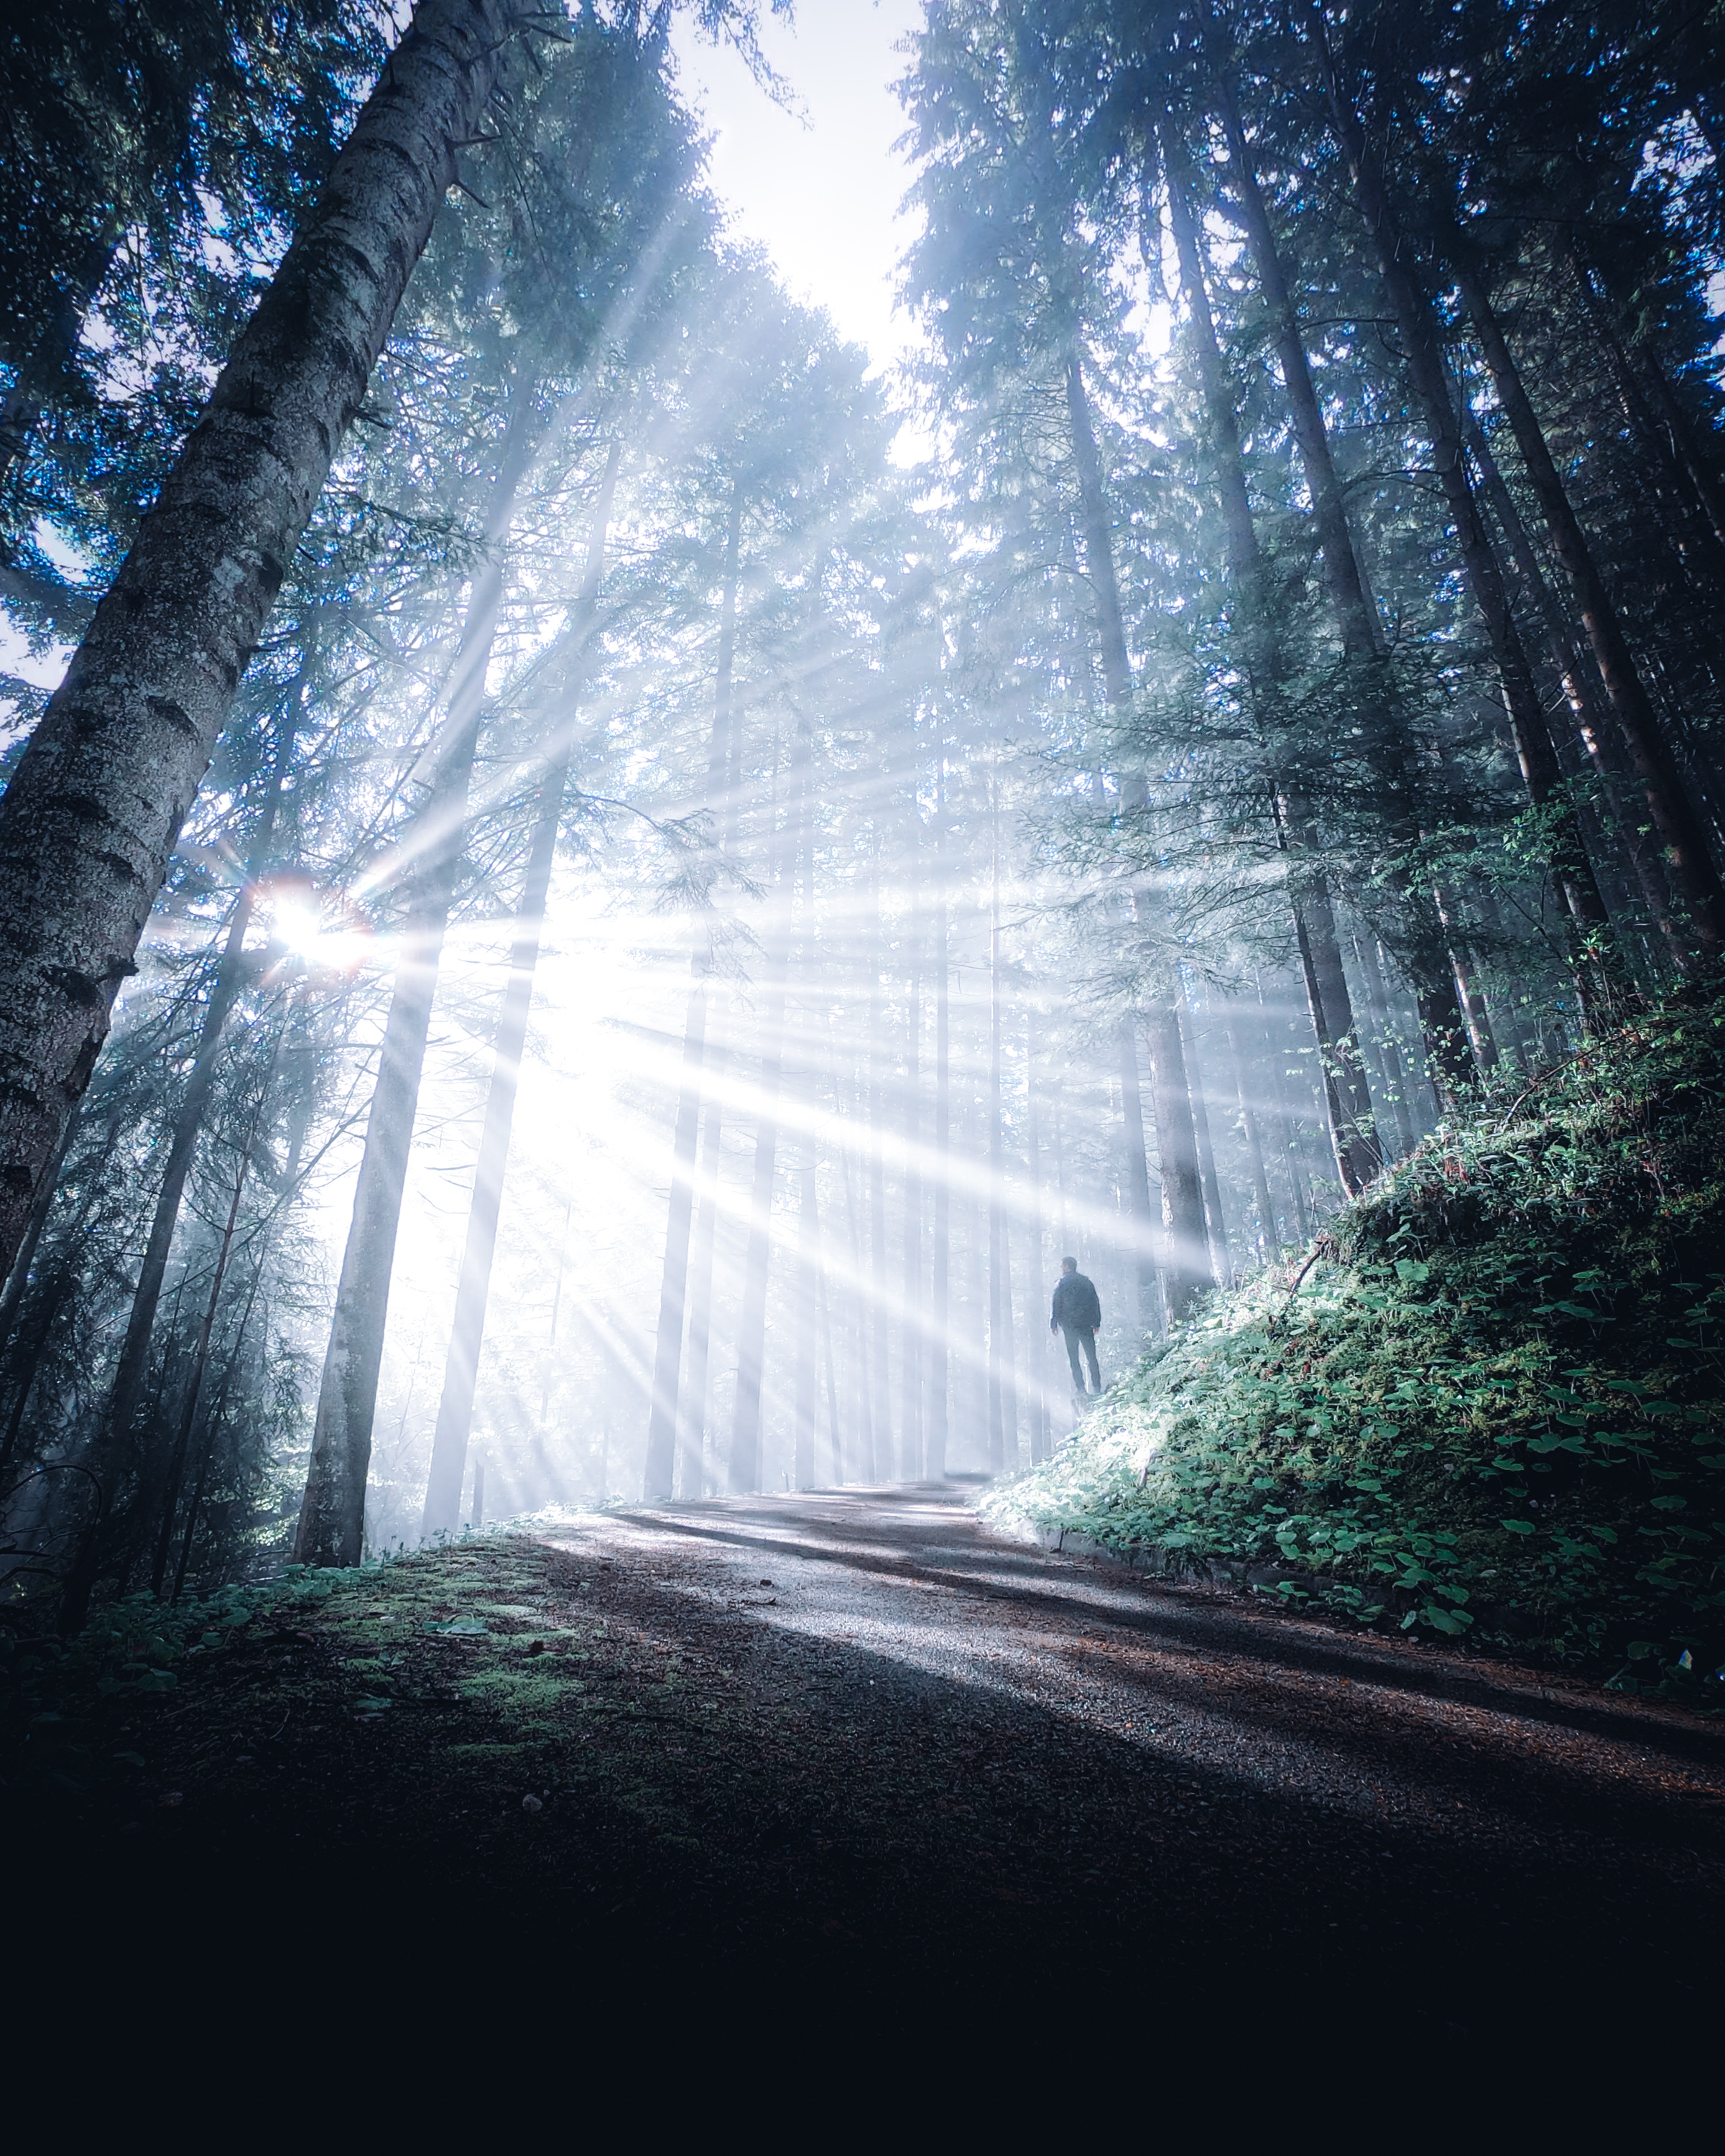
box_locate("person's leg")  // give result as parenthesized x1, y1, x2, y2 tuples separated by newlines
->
(1061, 1323, 1085, 1390)
(1081, 1328, 1101, 1392)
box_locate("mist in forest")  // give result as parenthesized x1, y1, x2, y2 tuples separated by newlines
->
(0, 0, 1719, 1620)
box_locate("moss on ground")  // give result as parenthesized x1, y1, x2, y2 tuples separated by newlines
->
(984, 989, 1725, 1688)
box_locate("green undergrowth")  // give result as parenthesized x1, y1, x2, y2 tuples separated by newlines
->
(1, 1557, 399, 1799)
(1, 1532, 606, 1803)
(985, 989, 1725, 1694)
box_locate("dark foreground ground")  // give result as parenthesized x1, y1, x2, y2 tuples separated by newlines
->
(17, 1481, 1724, 2040)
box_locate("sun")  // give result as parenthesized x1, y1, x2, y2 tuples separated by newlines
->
(259, 879, 372, 975)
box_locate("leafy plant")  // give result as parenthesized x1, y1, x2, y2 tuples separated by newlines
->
(986, 986, 1725, 1687)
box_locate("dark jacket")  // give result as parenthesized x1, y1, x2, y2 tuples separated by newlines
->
(1051, 1271, 1101, 1331)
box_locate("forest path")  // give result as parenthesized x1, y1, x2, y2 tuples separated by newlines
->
(523, 1477, 1724, 2014)
(46, 1478, 1721, 2033)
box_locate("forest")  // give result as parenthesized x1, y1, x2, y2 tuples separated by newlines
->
(0, 0, 1721, 1686)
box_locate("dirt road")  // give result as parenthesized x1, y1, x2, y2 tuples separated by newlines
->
(538, 1486, 1724, 1975)
(46, 1479, 1724, 2032)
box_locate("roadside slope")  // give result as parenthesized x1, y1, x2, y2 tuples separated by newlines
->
(988, 992, 1725, 1678)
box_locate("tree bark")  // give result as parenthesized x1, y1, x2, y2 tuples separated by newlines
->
(1464, 408, 1677, 947)
(172, 1259, 265, 1603)
(1063, 347, 1212, 1287)
(927, 741, 951, 1478)
(1451, 248, 1724, 961)
(1223, 1009, 1277, 1263)
(1349, 931, 1416, 1159)
(60, 665, 307, 1627)
(1306, 6, 1619, 1009)
(986, 798, 1014, 1468)
(643, 986, 705, 1498)
(1177, 987, 1229, 1285)
(645, 476, 742, 1497)
(899, 843, 922, 1480)
(1208, 65, 1502, 1077)
(1116, 1018, 1160, 1336)
(729, 722, 801, 1494)
(423, 445, 618, 1533)
(683, 1077, 723, 1499)
(1211, 74, 1379, 660)
(295, 375, 540, 1567)
(0, 0, 533, 1287)
(832, 1038, 875, 1481)
(1025, 1002, 1048, 1461)
(792, 1127, 820, 1491)
(150, 1029, 282, 1596)
(0, 1106, 80, 1354)
(90, 658, 306, 1496)
(866, 857, 893, 1476)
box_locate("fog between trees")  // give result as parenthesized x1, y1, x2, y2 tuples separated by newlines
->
(0, 0, 1720, 1620)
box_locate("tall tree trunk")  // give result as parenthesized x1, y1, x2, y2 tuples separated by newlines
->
(0, 1106, 80, 1353)
(818, 1255, 843, 1486)
(425, 446, 618, 1532)
(729, 721, 802, 1494)
(832, 1043, 875, 1481)
(0, 1119, 118, 1479)
(150, 1029, 282, 1596)
(793, 720, 822, 1492)
(1025, 1002, 1049, 1460)
(1566, 241, 1725, 592)
(645, 476, 742, 1497)
(986, 800, 1010, 1469)
(1306, 5, 1619, 1009)
(792, 1130, 820, 1490)
(683, 1076, 722, 1499)
(1143, 991, 1211, 1320)
(1211, 73, 1379, 659)
(1211, 68, 1492, 1075)
(1260, 985, 1315, 1241)
(900, 848, 922, 1480)
(103, 671, 302, 1460)
(1116, 1019, 1160, 1336)
(643, 988, 705, 1497)
(295, 381, 540, 1567)
(1155, 121, 1376, 1208)
(61, 661, 308, 1626)
(0, 0, 533, 1287)
(1462, 409, 1678, 951)
(866, 859, 893, 1476)
(1349, 931, 1416, 1158)
(1451, 249, 1724, 961)
(172, 1260, 265, 1603)
(927, 744, 951, 1478)
(1177, 986, 1229, 1284)
(1224, 1010, 1277, 1263)
(1063, 347, 1211, 1291)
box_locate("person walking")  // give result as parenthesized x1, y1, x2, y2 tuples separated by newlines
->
(1050, 1256, 1102, 1398)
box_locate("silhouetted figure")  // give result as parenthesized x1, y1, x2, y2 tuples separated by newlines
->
(1050, 1256, 1102, 1396)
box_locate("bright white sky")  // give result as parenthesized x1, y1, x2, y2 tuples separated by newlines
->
(669, 0, 928, 377)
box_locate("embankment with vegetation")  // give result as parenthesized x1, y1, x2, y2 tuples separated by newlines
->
(984, 994, 1725, 1692)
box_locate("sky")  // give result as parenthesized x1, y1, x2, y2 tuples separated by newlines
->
(668, 0, 928, 378)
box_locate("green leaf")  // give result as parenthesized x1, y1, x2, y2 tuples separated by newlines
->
(1500, 1519, 1537, 1535)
